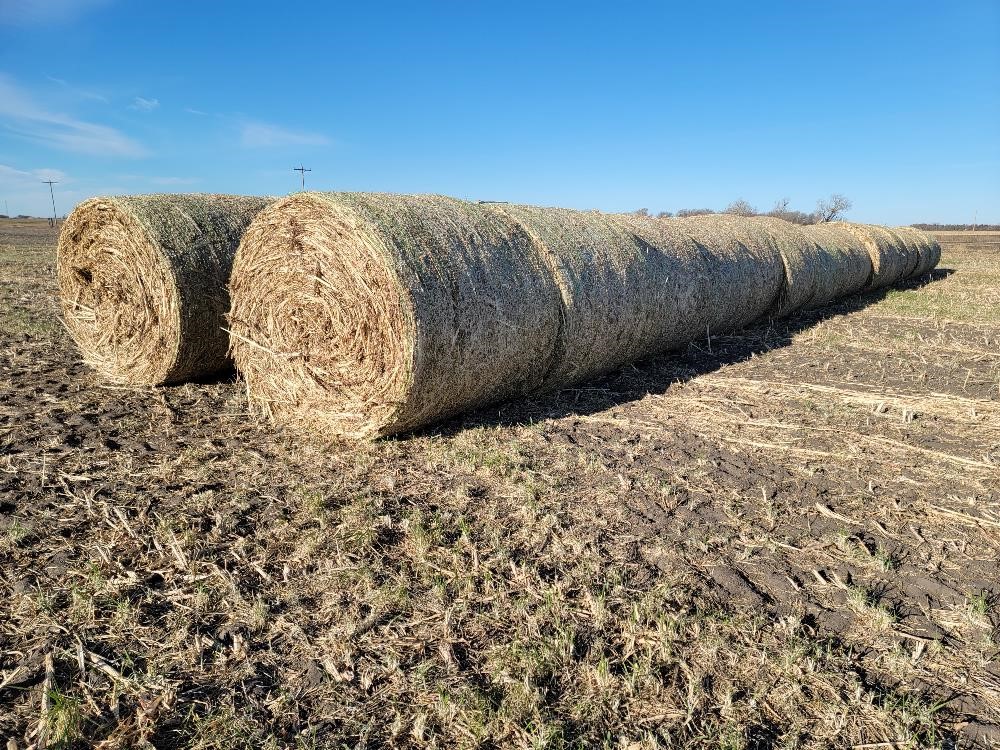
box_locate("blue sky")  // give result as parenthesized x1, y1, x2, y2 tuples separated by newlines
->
(0, 0, 997, 223)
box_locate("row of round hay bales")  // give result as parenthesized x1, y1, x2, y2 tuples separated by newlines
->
(227, 195, 939, 438)
(57, 194, 272, 384)
(57, 192, 940, 439)
(834, 222, 941, 289)
(492, 205, 720, 390)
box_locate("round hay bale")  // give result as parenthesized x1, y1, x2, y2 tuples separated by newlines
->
(882, 227, 922, 280)
(493, 205, 710, 389)
(748, 216, 819, 316)
(892, 225, 941, 278)
(703, 215, 825, 316)
(798, 222, 874, 307)
(228, 192, 560, 439)
(57, 194, 272, 384)
(834, 222, 913, 289)
(607, 212, 718, 346)
(671, 214, 787, 329)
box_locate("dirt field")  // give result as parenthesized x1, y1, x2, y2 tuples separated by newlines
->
(1, 219, 998, 749)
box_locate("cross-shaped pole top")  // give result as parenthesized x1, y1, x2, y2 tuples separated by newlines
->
(293, 165, 312, 191)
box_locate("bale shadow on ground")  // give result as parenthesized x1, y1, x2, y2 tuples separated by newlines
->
(419, 268, 955, 439)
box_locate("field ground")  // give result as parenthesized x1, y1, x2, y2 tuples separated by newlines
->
(1, 220, 998, 749)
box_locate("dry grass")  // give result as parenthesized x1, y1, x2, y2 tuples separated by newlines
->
(57, 194, 271, 385)
(0, 219, 61, 339)
(1, 220, 995, 748)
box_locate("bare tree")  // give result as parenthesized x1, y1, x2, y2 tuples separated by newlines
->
(767, 197, 815, 225)
(656, 210, 674, 219)
(676, 208, 715, 218)
(815, 193, 852, 223)
(633, 208, 650, 217)
(724, 199, 757, 217)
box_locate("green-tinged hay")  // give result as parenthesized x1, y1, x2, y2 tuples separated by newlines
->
(57, 194, 272, 384)
(834, 222, 915, 289)
(797, 222, 874, 308)
(892, 225, 941, 278)
(669, 214, 787, 328)
(228, 192, 560, 439)
(493, 205, 710, 389)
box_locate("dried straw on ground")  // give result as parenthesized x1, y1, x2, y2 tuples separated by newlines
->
(228, 192, 560, 439)
(493, 205, 712, 389)
(669, 214, 787, 328)
(58, 194, 272, 384)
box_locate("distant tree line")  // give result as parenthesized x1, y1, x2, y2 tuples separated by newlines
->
(631, 194, 853, 224)
(911, 222, 1000, 231)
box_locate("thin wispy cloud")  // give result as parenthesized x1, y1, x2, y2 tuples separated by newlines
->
(129, 96, 159, 112)
(0, 164, 72, 217)
(45, 75, 109, 103)
(34, 167, 67, 182)
(0, 74, 146, 157)
(183, 107, 208, 116)
(0, 164, 69, 186)
(0, 0, 113, 25)
(240, 121, 330, 148)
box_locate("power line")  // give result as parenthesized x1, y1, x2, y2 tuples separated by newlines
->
(293, 165, 312, 191)
(42, 180, 58, 226)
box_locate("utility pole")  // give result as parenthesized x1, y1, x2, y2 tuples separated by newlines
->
(293, 165, 311, 191)
(42, 180, 58, 227)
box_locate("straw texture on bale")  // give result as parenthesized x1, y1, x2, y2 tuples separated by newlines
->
(737, 216, 818, 316)
(58, 194, 272, 384)
(230, 195, 942, 440)
(891, 225, 941, 279)
(884, 227, 922, 280)
(228, 192, 560, 439)
(670, 214, 787, 329)
(835, 223, 917, 289)
(493, 205, 711, 389)
(797, 222, 874, 308)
